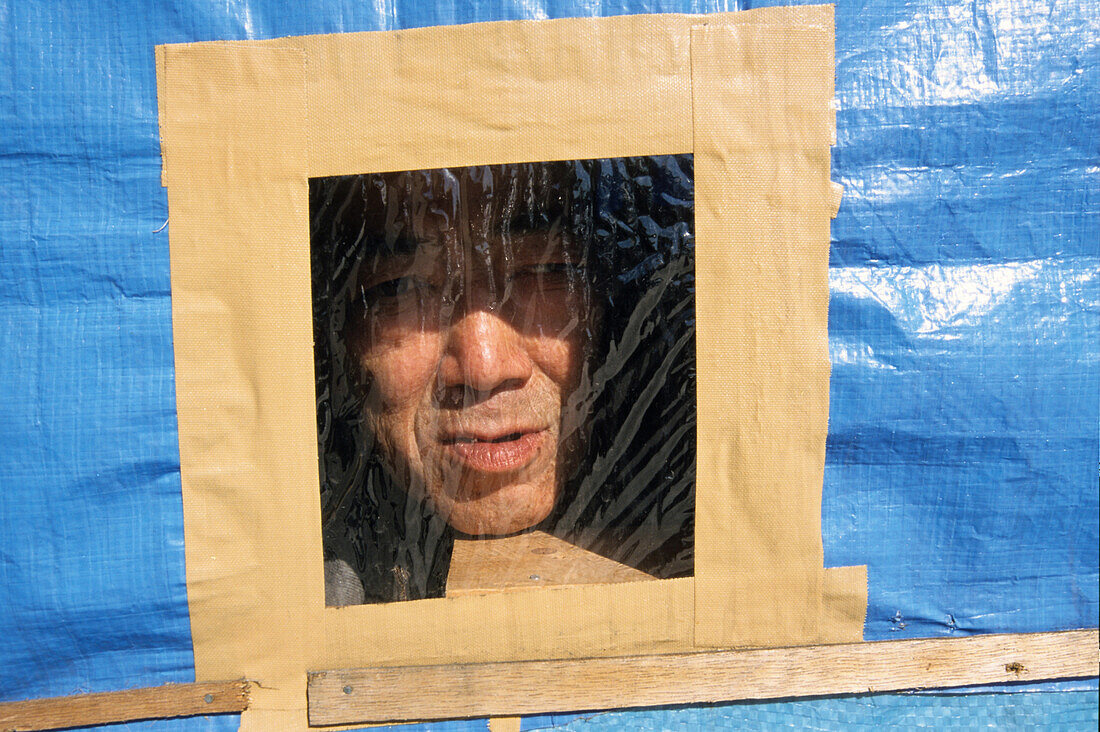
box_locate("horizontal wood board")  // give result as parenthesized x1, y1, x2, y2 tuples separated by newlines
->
(307, 630, 1099, 725)
(0, 680, 249, 732)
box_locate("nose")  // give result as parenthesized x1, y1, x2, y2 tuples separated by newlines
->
(437, 307, 534, 404)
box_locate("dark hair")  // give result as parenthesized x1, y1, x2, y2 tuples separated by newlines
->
(309, 155, 695, 603)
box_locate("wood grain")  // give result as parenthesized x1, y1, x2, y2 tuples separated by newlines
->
(446, 531, 654, 598)
(307, 629, 1099, 725)
(0, 680, 248, 732)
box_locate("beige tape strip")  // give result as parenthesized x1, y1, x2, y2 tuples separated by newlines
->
(690, 9, 861, 648)
(830, 181, 845, 218)
(161, 43, 319, 726)
(821, 565, 868, 644)
(323, 577, 695, 671)
(489, 718, 522, 732)
(158, 7, 865, 728)
(297, 14, 700, 176)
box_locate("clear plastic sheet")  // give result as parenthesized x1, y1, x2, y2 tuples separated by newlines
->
(310, 157, 695, 604)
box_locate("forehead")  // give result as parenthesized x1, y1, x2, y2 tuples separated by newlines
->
(357, 165, 577, 265)
(361, 231, 575, 287)
(313, 164, 573, 248)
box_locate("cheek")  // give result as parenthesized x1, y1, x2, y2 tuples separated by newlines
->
(359, 331, 442, 412)
(528, 335, 582, 393)
(516, 293, 590, 389)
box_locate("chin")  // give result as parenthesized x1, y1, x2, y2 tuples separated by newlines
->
(440, 481, 558, 537)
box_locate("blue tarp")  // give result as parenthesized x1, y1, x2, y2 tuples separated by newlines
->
(0, 0, 1096, 729)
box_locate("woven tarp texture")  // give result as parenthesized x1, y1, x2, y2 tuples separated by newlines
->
(0, 0, 1096, 729)
(521, 691, 1100, 730)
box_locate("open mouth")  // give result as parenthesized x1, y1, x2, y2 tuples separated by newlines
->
(439, 429, 546, 473)
(444, 432, 526, 445)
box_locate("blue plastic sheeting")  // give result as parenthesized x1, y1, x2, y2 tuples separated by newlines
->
(369, 722, 491, 732)
(64, 717, 489, 732)
(520, 691, 1100, 730)
(820, 0, 1099, 641)
(0, 0, 1096, 727)
(66, 717, 239, 732)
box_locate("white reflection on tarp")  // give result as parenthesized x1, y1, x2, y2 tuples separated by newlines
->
(830, 259, 1043, 337)
(837, 0, 1097, 107)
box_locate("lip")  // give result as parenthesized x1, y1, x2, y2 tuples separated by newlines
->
(440, 429, 547, 473)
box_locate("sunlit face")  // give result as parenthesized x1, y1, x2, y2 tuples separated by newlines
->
(351, 215, 590, 536)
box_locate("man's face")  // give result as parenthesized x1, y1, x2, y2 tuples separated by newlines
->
(352, 210, 589, 536)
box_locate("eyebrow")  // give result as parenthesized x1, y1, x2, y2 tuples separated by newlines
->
(363, 197, 570, 263)
(360, 232, 448, 282)
(497, 200, 566, 235)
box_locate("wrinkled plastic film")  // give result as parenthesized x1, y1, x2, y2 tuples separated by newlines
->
(310, 156, 695, 604)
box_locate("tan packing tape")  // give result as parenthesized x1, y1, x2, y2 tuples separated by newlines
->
(157, 7, 865, 728)
(691, 11, 852, 648)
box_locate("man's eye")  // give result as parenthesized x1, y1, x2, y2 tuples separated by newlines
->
(511, 263, 581, 287)
(363, 276, 432, 304)
(527, 263, 572, 275)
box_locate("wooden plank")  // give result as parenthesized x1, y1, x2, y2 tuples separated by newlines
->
(446, 531, 654, 598)
(0, 680, 248, 732)
(307, 629, 1099, 726)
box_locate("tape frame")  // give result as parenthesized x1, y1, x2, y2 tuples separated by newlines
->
(156, 7, 865, 717)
